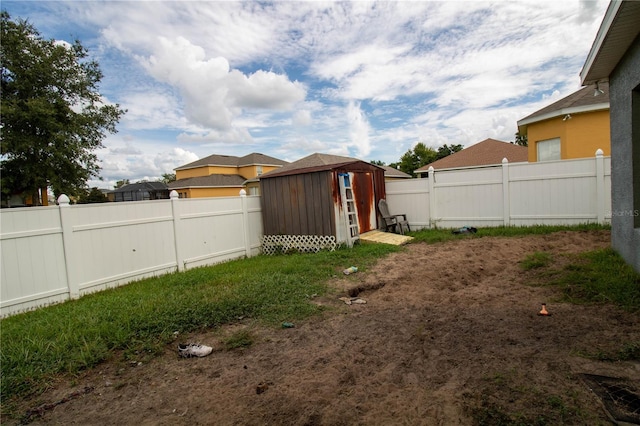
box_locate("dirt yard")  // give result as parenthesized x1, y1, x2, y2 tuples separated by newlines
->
(10, 230, 640, 425)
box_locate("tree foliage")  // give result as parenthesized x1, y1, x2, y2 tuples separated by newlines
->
(114, 179, 130, 189)
(77, 187, 108, 204)
(394, 142, 436, 176)
(0, 12, 125, 203)
(514, 132, 528, 147)
(393, 142, 465, 176)
(436, 144, 463, 160)
(160, 173, 176, 184)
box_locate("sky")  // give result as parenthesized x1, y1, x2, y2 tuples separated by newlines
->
(2, 0, 610, 189)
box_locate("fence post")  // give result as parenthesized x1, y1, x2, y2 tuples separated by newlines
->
(428, 166, 436, 228)
(502, 158, 511, 226)
(240, 189, 252, 257)
(595, 149, 605, 224)
(58, 194, 79, 299)
(170, 190, 185, 272)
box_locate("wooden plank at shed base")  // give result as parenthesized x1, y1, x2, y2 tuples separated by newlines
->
(359, 230, 413, 246)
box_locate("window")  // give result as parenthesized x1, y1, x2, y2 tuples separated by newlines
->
(256, 165, 263, 176)
(537, 138, 561, 161)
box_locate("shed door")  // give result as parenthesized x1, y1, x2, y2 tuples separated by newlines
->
(351, 171, 377, 233)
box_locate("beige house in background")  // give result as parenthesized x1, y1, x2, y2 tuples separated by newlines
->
(169, 153, 287, 198)
(517, 82, 610, 162)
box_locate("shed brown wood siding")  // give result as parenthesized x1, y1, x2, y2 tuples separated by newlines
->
(260, 170, 336, 236)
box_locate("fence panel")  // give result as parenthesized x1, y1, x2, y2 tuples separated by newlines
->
(385, 179, 430, 230)
(0, 207, 69, 313)
(384, 153, 611, 230)
(175, 197, 248, 269)
(63, 200, 178, 296)
(1, 155, 612, 317)
(432, 166, 504, 228)
(508, 157, 603, 225)
(0, 194, 263, 317)
(246, 196, 264, 255)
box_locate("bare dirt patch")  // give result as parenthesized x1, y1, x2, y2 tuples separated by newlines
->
(10, 230, 640, 425)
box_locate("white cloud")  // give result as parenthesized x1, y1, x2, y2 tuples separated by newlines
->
(155, 147, 199, 173)
(140, 36, 306, 131)
(292, 109, 312, 127)
(227, 69, 306, 110)
(347, 101, 372, 158)
(5, 0, 611, 184)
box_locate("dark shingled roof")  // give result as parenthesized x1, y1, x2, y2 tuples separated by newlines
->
(518, 82, 609, 126)
(111, 181, 168, 193)
(381, 165, 411, 179)
(415, 139, 528, 172)
(167, 174, 247, 189)
(175, 152, 287, 171)
(260, 153, 368, 179)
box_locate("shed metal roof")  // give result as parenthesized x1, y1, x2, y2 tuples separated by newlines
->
(260, 153, 381, 179)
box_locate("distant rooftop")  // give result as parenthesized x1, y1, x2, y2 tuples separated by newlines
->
(380, 165, 411, 179)
(415, 139, 528, 172)
(175, 152, 288, 171)
(110, 181, 168, 193)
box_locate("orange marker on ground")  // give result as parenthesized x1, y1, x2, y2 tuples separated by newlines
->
(538, 303, 551, 316)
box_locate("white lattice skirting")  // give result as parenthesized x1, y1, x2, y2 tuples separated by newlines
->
(262, 235, 337, 254)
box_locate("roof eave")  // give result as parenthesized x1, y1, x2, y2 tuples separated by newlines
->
(580, 1, 640, 85)
(237, 162, 284, 167)
(517, 102, 610, 127)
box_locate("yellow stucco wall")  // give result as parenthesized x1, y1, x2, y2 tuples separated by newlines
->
(177, 164, 283, 180)
(173, 162, 284, 198)
(527, 110, 610, 162)
(176, 187, 244, 198)
(238, 165, 282, 179)
(176, 166, 238, 179)
(238, 165, 256, 178)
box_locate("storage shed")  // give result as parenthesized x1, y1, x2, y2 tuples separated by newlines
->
(259, 153, 386, 251)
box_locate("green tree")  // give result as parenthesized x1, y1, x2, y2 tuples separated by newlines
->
(77, 187, 108, 204)
(160, 173, 176, 184)
(1, 12, 125, 204)
(514, 132, 528, 147)
(114, 179, 130, 189)
(436, 143, 463, 160)
(397, 142, 438, 176)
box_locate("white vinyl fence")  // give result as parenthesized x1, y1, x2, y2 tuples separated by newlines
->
(1, 152, 611, 317)
(0, 192, 263, 317)
(385, 151, 611, 230)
